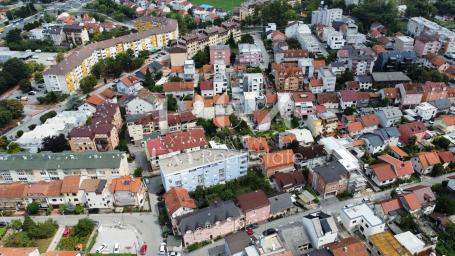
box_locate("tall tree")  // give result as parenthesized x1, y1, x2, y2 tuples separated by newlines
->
(41, 134, 70, 153)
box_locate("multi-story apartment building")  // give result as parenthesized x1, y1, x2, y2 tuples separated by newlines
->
(373, 51, 417, 72)
(407, 16, 455, 54)
(44, 17, 179, 93)
(0, 151, 129, 183)
(421, 81, 448, 102)
(62, 25, 90, 46)
(317, 68, 336, 92)
(273, 63, 304, 91)
(80, 179, 113, 209)
(210, 45, 231, 65)
(238, 43, 263, 66)
(340, 203, 385, 238)
(311, 6, 343, 26)
(396, 83, 423, 107)
(242, 73, 264, 97)
(159, 149, 248, 192)
(414, 32, 441, 57)
(302, 211, 338, 249)
(177, 21, 241, 58)
(395, 36, 415, 51)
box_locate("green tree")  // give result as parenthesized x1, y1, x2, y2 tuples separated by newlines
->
(286, 38, 300, 49)
(16, 130, 23, 138)
(56, 52, 64, 63)
(0, 109, 13, 128)
(167, 95, 177, 112)
(65, 95, 84, 110)
(40, 111, 57, 123)
(19, 79, 32, 93)
(133, 167, 143, 177)
(0, 99, 24, 119)
(3, 58, 32, 83)
(22, 216, 36, 232)
(10, 219, 23, 230)
(4, 232, 30, 247)
(72, 218, 95, 238)
(142, 69, 155, 89)
(240, 34, 254, 44)
(432, 136, 451, 149)
(80, 75, 97, 94)
(7, 143, 22, 154)
(5, 29, 22, 43)
(435, 195, 455, 214)
(26, 202, 40, 215)
(41, 134, 70, 153)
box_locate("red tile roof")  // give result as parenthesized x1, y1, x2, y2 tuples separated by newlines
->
(246, 137, 270, 153)
(236, 190, 269, 212)
(110, 176, 142, 193)
(163, 82, 194, 92)
(213, 116, 230, 128)
(120, 75, 139, 87)
(360, 114, 380, 127)
(146, 128, 207, 157)
(272, 171, 304, 191)
(61, 175, 80, 194)
(382, 87, 399, 99)
(292, 91, 316, 103)
(378, 154, 414, 177)
(163, 187, 197, 216)
(417, 151, 441, 169)
(0, 183, 27, 199)
(326, 237, 369, 256)
(347, 121, 364, 132)
(85, 95, 105, 106)
(438, 151, 455, 163)
(263, 149, 294, 170)
(339, 90, 358, 102)
(253, 110, 271, 125)
(380, 198, 402, 215)
(370, 163, 396, 182)
(200, 80, 213, 90)
(401, 193, 422, 210)
(389, 145, 408, 158)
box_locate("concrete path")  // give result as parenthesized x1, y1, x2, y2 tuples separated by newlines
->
(47, 225, 65, 252)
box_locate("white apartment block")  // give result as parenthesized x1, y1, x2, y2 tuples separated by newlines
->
(318, 68, 336, 92)
(407, 16, 455, 54)
(327, 30, 346, 49)
(242, 73, 264, 97)
(311, 7, 343, 26)
(395, 36, 415, 51)
(159, 149, 248, 192)
(340, 203, 385, 238)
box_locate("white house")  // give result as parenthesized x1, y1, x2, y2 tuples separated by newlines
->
(318, 68, 336, 92)
(80, 179, 114, 209)
(125, 92, 163, 115)
(415, 102, 437, 121)
(117, 75, 143, 95)
(340, 203, 385, 238)
(327, 30, 346, 49)
(302, 211, 338, 249)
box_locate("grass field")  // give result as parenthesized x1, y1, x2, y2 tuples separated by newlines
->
(189, 0, 243, 11)
(36, 237, 53, 253)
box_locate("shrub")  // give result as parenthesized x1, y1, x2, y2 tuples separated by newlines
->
(4, 232, 30, 247)
(26, 202, 39, 215)
(16, 130, 23, 137)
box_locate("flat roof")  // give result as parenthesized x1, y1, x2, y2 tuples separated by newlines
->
(372, 72, 411, 82)
(159, 149, 246, 175)
(394, 231, 425, 254)
(342, 203, 384, 226)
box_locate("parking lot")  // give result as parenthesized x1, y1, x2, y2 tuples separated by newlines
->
(91, 223, 144, 254)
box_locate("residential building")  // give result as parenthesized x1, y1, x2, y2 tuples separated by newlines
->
(327, 30, 345, 49)
(355, 75, 373, 90)
(283, 49, 309, 63)
(310, 161, 349, 198)
(78, 95, 106, 114)
(164, 82, 194, 97)
(0, 151, 129, 183)
(175, 200, 243, 246)
(44, 17, 179, 93)
(367, 154, 413, 187)
(373, 50, 417, 72)
(224, 232, 252, 256)
(402, 185, 436, 215)
(268, 192, 294, 218)
(318, 68, 336, 92)
(169, 46, 187, 67)
(396, 83, 423, 107)
(394, 231, 434, 256)
(415, 102, 437, 121)
(80, 179, 113, 209)
(369, 231, 413, 256)
(261, 149, 295, 177)
(292, 91, 316, 116)
(164, 187, 197, 220)
(243, 136, 270, 159)
(145, 128, 207, 168)
(124, 89, 164, 115)
(414, 32, 442, 57)
(302, 211, 338, 248)
(372, 72, 411, 85)
(210, 45, 231, 65)
(183, 60, 196, 81)
(242, 73, 264, 97)
(399, 121, 427, 144)
(237, 190, 270, 225)
(25, 180, 65, 207)
(62, 24, 90, 46)
(0, 183, 27, 209)
(422, 81, 448, 102)
(0, 247, 40, 256)
(326, 237, 369, 256)
(347, 121, 364, 137)
(252, 110, 271, 131)
(341, 45, 375, 75)
(340, 203, 385, 238)
(373, 127, 400, 146)
(434, 115, 455, 133)
(411, 151, 441, 175)
(238, 44, 262, 66)
(294, 144, 328, 169)
(361, 133, 386, 154)
(395, 36, 415, 51)
(375, 107, 403, 127)
(407, 17, 455, 54)
(360, 113, 380, 133)
(273, 63, 304, 91)
(338, 90, 358, 110)
(271, 171, 305, 192)
(319, 137, 360, 171)
(311, 6, 343, 26)
(110, 176, 146, 207)
(379, 87, 400, 105)
(61, 175, 82, 205)
(159, 149, 248, 192)
(317, 92, 339, 110)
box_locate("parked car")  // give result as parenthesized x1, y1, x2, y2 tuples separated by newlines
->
(113, 243, 120, 254)
(159, 242, 167, 255)
(139, 244, 147, 255)
(262, 228, 277, 236)
(246, 223, 259, 229)
(63, 227, 72, 237)
(0, 221, 8, 227)
(169, 252, 181, 256)
(246, 228, 254, 236)
(96, 243, 107, 253)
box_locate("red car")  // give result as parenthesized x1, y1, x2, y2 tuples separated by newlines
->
(139, 244, 147, 255)
(63, 227, 72, 237)
(246, 228, 254, 236)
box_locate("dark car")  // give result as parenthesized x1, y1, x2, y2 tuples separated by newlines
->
(246, 224, 259, 229)
(262, 228, 277, 236)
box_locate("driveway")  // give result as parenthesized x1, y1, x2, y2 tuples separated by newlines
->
(252, 33, 270, 70)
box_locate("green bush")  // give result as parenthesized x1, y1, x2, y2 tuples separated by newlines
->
(4, 232, 30, 247)
(26, 202, 40, 215)
(72, 218, 95, 238)
(16, 130, 23, 137)
(40, 111, 57, 123)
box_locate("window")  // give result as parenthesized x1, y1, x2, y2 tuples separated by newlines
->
(219, 169, 225, 181)
(197, 175, 204, 184)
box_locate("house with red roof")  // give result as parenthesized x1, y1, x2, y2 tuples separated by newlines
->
(110, 176, 146, 207)
(236, 190, 270, 225)
(292, 91, 316, 116)
(252, 110, 271, 131)
(243, 136, 270, 159)
(78, 95, 106, 114)
(271, 171, 305, 192)
(145, 128, 207, 168)
(164, 187, 197, 220)
(367, 154, 414, 187)
(338, 90, 358, 110)
(164, 82, 194, 97)
(360, 113, 380, 133)
(117, 74, 143, 95)
(261, 149, 295, 177)
(200, 80, 214, 97)
(434, 115, 455, 133)
(398, 121, 427, 144)
(411, 151, 441, 175)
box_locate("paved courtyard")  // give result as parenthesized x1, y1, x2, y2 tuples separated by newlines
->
(91, 224, 143, 254)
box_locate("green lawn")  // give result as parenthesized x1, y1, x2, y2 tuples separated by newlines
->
(189, 0, 243, 11)
(36, 237, 53, 253)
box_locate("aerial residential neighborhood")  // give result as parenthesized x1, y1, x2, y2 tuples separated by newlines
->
(1, 0, 455, 255)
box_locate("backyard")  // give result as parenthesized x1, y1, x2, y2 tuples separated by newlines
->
(189, 0, 243, 11)
(58, 218, 95, 252)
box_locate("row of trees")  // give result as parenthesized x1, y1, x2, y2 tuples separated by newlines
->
(5, 3, 37, 20)
(5, 28, 57, 52)
(0, 99, 24, 128)
(4, 217, 58, 247)
(85, 0, 136, 21)
(242, 0, 300, 27)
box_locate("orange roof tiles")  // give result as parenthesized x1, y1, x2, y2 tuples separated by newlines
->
(213, 93, 229, 105)
(401, 193, 422, 210)
(347, 121, 364, 132)
(380, 198, 402, 215)
(370, 163, 396, 182)
(437, 151, 455, 163)
(417, 151, 441, 169)
(110, 176, 142, 193)
(313, 59, 326, 70)
(213, 116, 230, 128)
(163, 82, 193, 92)
(100, 88, 116, 99)
(263, 149, 295, 170)
(253, 110, 271, 124)
(310, 78, 323, 87)
(170, 66, 184, 73)
(61, 175, 80, 194)
(378, 154, 413, 177)
(44, 251, 81, 256)
(382, 87, 399, 99)
(360, 114, 380, 127)
(0, 248, 39, 256)
(438, 115, 455, 126)
(246, 137, 270, 153)
(0, 183, 27, 199)
(163, 187, 197, 216)
(120, 75, 139, 87)
(326, 237, 369, 256)
(389, 145, 408, 158)
(266, 94, 277, 104)
(85, 95, 105, 106)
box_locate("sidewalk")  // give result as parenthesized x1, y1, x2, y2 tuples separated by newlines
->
(46, 225, 65, 252)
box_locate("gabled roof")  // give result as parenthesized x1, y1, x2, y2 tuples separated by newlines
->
(61, 175, 80, 194)
(378, 154, 413, 177)
(200, 80, 213, 90)
(237, 190, 269, 212)
(253, 110, 271, 124)
(163, 187, 197, 216)
(437, 151, 455, 163)
(382, 87, 399, 99)
(326, 237, 369, 256)
(109, 176, 142, 193)
(268, 192, 293, 215)
(272, 171, 304, 191)
(0, 248, 39, 256)
(314, 161, 349, 183)
(417, 151, 441, 169)
(245, 137, 270, 153)
(0, 183, 27, 199)
(85, 95, 105, 106)
(405, 185, 436, 203)
(317, 92, 339, 104)
(347, 121, 364, 132)
(263, 149, 294, 170)
(212, 116, 230, 128)
(120, 75, 140, 87)
(370, 163, 396, 182)
(399, 121, 426, 135)
(400, 193, 422, 210)
(380, 198, 402, 215)
(360, 114, 380, 127)
(163, 82, 193, 92)
(436, 115, 455, 126)
(292, 91, 316, 103)
(389, 145, 408, 158)
(146, 128, 207, 157)
(339, 90, 358, 102)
